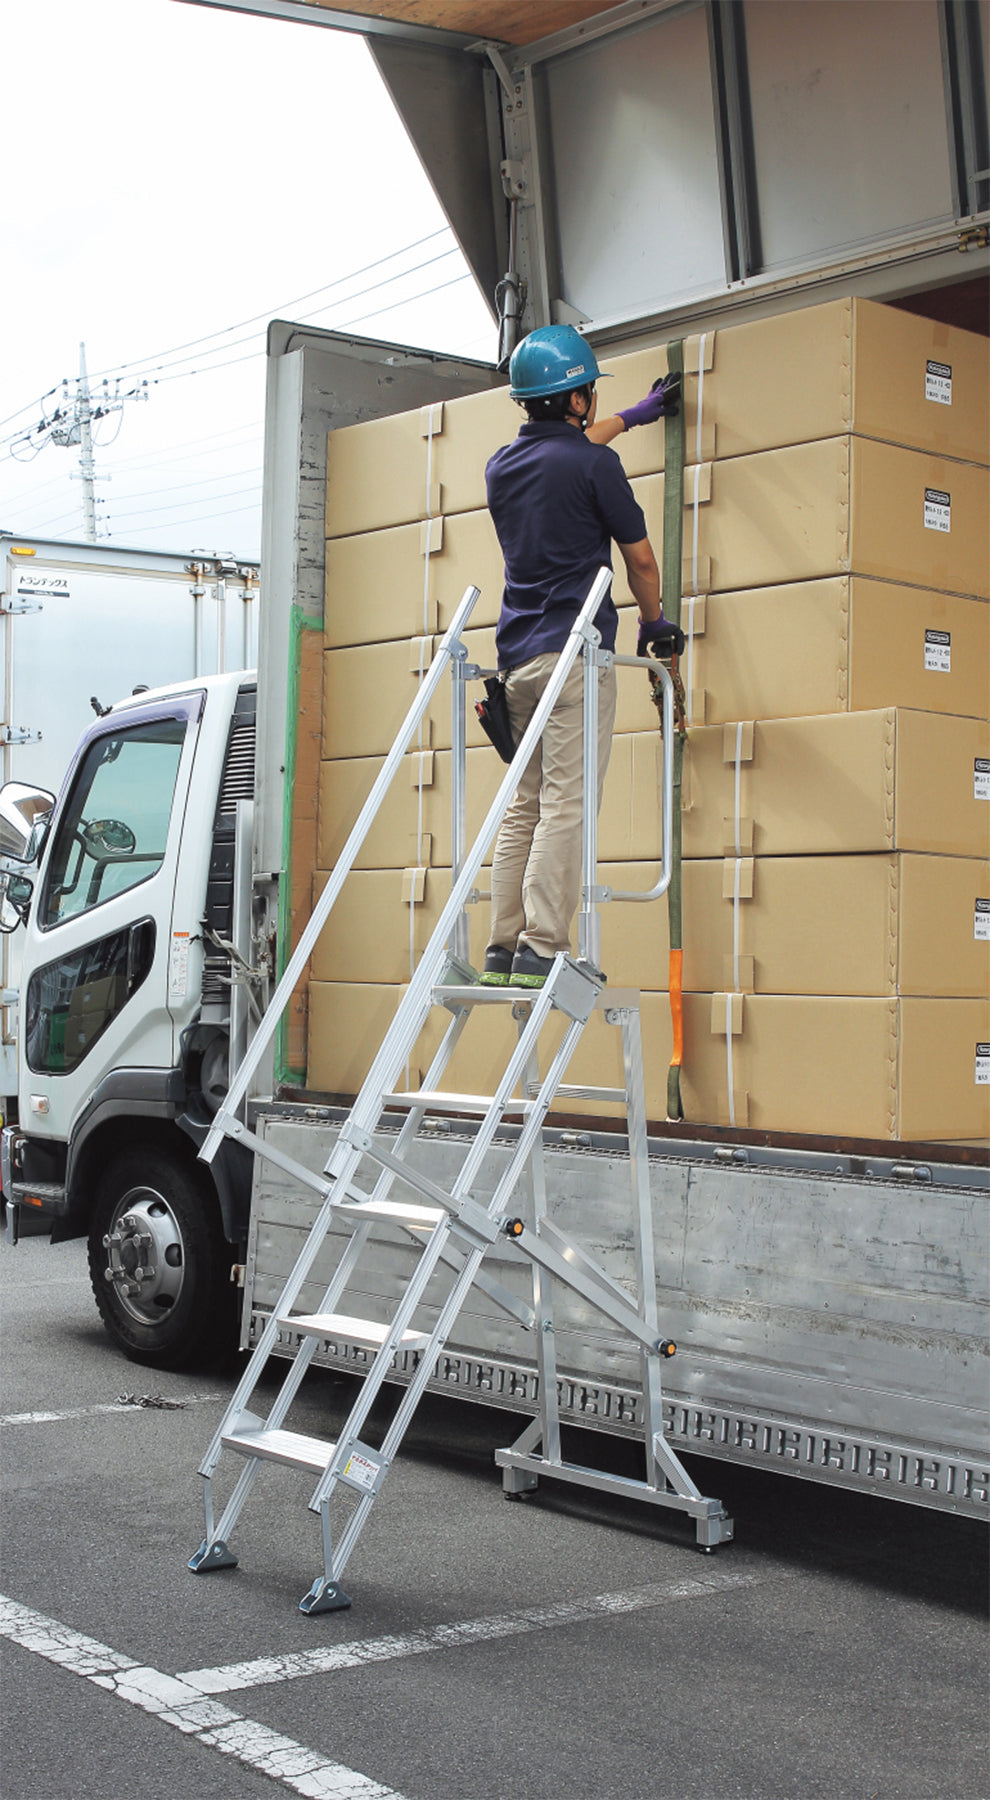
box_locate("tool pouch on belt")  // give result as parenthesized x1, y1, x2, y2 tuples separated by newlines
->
(475, 675, 516, 764)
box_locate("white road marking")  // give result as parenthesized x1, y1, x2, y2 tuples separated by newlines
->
(0, 1595, 408, 1800)
(178, 1567, 759, 1694)
(2, 1394, 224, 1426)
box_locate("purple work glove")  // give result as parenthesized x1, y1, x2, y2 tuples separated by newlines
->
(618, 371, 681, 430)
(637, 614, 686, 659)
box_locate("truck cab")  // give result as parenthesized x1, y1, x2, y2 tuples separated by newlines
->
(1, 670, 258, 1366)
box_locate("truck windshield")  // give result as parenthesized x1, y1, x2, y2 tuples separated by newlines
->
(39, 717, 186, 928)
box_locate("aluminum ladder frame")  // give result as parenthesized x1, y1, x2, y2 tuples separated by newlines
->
(189, 569, 732, 1613)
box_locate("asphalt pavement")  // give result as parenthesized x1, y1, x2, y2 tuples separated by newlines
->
(1, 1232, 987, 1800)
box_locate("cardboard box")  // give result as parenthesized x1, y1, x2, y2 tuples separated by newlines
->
(307, 978, 989, 1143)
(325, 389, 519, 540)
(323, 301, 988, 540)
(309, 854, 990, 1001)
(633, 578, 990, 728)
(684, 993, 990, 1142)
(325, 509, 505, 648)
(605, 296, 990, 479)
(437, 988, 990, 1140)
(618, 438, 990, 602)
(654, 853, 990, 999)
(681, 710, 990, 860)
(317, 730, 668, 874)
(307, 980, 406, 1097)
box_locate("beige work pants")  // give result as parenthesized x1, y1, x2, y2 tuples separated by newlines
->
(489, 654, 617, 960)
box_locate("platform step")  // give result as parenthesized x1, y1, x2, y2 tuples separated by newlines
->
(432, 983, 538, 1007)
(222, 1421, 336, 1474)
(382, 1089, 532, 1115)
(335, 1197, 444, 1229)
(279, 1311, 432, 1351)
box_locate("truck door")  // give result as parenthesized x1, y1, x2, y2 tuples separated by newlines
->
(19, 693, 204, 1146)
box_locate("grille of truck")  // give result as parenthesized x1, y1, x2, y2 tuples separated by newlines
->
(202, 683, 257, 1009)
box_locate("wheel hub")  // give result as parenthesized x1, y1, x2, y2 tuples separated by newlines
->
(102, 1189, 184, 1325)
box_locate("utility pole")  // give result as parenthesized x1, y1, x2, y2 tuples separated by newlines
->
(45, 343, 147, 541)
(75, 344, 98, 542)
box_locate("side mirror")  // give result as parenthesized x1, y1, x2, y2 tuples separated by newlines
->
(0, 782, 55, 863)
(0, 870, 34, 933)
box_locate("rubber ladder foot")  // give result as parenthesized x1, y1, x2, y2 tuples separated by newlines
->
(299, 1577, 352, 1615)
(188, 1538, 239, 1573)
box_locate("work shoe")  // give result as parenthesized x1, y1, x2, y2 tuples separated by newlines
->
(510, 945, 555, 988)
(479, 945, 513, 986)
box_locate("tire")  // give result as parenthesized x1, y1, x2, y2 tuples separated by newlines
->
(87, 1145, 236, 1370)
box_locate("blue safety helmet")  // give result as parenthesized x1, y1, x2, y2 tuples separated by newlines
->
(508, 325, 602, 401)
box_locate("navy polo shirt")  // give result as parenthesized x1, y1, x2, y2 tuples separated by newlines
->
(485, 420, 648, 669)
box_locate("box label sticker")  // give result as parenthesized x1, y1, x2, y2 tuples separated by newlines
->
(924, 628, 951, 673)
(976, 1043, 990, 1086)
(924, 488, 950, 533)
(976, 899, 990, 941)
(975, 759, 990, 801)
(343, 1450, 379, 1492)
(925, 359, 952, 405)
(169, 931, 190, 1000)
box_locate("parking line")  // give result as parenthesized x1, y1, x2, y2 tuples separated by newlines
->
(2, 1394, 224, 1426)
(0, 1595, 408, 1800)
(178, 1567, 760, 1695)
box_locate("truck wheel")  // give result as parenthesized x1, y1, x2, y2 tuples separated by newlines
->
(87, 1146, 235, 1370)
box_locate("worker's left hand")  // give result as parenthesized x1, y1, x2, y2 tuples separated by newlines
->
(637, 615, 686, 659)
(618, 372, 681, 429)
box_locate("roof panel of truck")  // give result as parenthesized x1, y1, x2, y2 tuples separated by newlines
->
(183, 0, 635, 50)
(298, 1, 626, 45)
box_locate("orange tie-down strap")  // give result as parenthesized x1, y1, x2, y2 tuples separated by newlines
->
(668, 948, 684, 1067)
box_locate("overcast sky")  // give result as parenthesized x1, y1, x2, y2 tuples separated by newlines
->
(0, 0, 496, 561)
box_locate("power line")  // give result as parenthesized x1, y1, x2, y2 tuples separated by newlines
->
(84, 228, 454, 384)
(119, 501, 262, 539)
(108, 483, 262, 522)
(107, 463, 262, 505)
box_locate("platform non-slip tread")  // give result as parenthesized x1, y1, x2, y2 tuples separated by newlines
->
(222, 1425, 336, 1473)
(279, 1311, 432, 1350)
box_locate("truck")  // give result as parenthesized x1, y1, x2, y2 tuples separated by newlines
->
(0, 531, 259, 1103)
(1, 0, 987, 1529)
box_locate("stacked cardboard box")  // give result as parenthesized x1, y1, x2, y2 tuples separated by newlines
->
(310, 297, 990, 1142)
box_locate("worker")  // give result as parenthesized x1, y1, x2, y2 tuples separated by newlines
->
(481, 323, 684, 989)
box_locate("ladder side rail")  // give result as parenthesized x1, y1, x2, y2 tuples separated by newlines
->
(522, 1033, 562, 1464)
(364, 1005, 471, 1202)
(314, 569, 613, 1167)
(617, 1003, 667, 1484)
(196, 1133, 376, 1474)
(482, 1013, 590, 1219)
(305, 978, 571, 1517)
(427, 972, 575, 1207)
(449, 638, 470, 965)
(577, 640, 603, 971)
(327, 1215, 513, 1576)
(200, 581, 483, 1163)
(605, 654, 674, 902)
(304, 1212, 466, 1508)
(197, 1182, 376, 1478)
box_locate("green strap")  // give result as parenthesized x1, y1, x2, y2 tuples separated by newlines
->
(661, 340, 686, 1122)
(661, 339, 685, 629)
